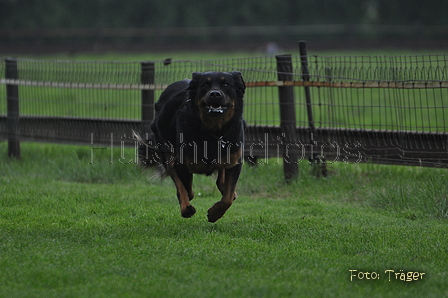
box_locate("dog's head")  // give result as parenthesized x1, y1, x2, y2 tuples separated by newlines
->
(188, 71, 245, 130)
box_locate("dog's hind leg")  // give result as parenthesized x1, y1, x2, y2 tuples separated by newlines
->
(216, 169, 225, 195)
(167, 164, 196, 218)
(207, 163, 242, 223)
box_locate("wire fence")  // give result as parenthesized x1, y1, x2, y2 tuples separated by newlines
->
(1, 51, 447, 168)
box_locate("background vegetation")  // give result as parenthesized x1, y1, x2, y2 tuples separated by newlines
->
(2, 0, 448, 54)
(1, 0, 448, 29)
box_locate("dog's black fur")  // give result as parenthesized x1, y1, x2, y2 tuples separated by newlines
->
(138, 71, 246, 222)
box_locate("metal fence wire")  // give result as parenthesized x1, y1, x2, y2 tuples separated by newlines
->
(1, 53, 447, 168)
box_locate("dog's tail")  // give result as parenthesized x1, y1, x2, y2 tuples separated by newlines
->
(131, 130, 167, 177)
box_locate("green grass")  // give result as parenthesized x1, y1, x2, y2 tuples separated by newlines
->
(1, 142, 447, 297)
(7, 48, 448, 61)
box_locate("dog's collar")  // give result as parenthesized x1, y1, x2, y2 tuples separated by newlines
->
(208, 132, 230, 149)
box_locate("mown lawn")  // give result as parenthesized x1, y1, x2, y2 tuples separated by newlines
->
(1, 142, 447, 297)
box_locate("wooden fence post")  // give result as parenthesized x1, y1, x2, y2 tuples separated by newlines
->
(140, 61, 155, 131)
(298, 41, 315, 136)
(276, 54, 299, 182)
(5, 57, 20, 159)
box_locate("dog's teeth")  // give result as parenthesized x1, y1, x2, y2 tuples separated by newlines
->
(206, 105, 228, 113)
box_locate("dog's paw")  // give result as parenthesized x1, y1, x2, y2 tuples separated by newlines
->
(207, 201, 231, 223)
(181, 205, 196, 218)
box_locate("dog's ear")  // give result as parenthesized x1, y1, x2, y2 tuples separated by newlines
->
(188, 72, 202, 99)
(231, 71, 246, 97)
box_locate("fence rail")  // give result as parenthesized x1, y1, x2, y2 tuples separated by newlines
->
(1, 43, 448, 176)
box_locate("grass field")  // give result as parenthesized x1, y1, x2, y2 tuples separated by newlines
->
(1, 142, 447, 297)
(9, 48, 448, 61)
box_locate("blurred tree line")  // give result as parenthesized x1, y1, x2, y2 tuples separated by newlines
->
(1, 0, 447, 29)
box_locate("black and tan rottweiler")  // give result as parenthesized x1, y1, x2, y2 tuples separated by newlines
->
(136, 71, 246, 222)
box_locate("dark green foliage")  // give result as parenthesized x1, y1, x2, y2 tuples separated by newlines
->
(1, 0, 447, 30)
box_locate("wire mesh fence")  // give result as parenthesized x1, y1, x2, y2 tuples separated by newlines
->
(300, 54, 448, 132)
(1, 52, 447, 168)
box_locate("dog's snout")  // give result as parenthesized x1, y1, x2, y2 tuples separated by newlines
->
(209, 90, 223, 98)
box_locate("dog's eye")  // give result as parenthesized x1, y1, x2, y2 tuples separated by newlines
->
(202, 83, 209, 88)
(222, 82, 229, 87)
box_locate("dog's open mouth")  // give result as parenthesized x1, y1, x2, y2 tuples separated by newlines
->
(205, 105, 229, 114)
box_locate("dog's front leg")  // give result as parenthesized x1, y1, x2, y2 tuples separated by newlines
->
(207, 163, 242, 223)
(216, 169, 237, 200)
(167, 164, 196, 218)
